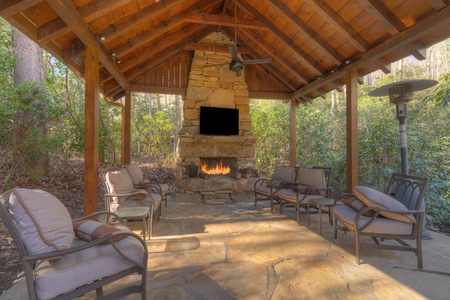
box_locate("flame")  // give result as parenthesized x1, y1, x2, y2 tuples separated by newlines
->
(201, 161, 231, 175)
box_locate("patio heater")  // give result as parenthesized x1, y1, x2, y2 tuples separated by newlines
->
(368, 79, 438, 175)
(369, 79, 438, 240)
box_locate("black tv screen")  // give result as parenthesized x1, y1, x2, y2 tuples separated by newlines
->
(200, 106, 239, 136)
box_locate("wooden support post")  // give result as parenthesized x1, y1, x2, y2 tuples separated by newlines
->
(84, 45, 99, 215)
(289, 99, 298, 166)
(121, 89, 132, 165)
(346, 68, 358, 192)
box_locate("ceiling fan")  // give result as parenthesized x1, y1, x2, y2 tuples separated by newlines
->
(206, 0, 271, 77)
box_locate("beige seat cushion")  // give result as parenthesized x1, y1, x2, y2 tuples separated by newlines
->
(124, 164, 144, 185)
(34, 226, 145, 300)
(334, 205, 413, 235)
(354, 186, 415, 223)
(272, 166, 296, 182)
(9, 188, 74, 255)
(277, 188, 325, 204)
(106, 168, 134, 203)
(297, 168, 326, 190)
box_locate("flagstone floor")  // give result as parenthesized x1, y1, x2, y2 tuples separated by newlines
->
(2, 194, 450, 299)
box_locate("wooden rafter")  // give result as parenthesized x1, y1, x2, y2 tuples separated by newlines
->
(291, 5, 450, 100)
(46, 0, 129, 90)
(264, 0, 344, 65)
(239, 0, 326, 75)
(38, 0, 133, 43)
(358, 0, 406, 35)
(303, 0, 370, 52)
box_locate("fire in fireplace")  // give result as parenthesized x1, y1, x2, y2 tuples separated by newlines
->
(200, 158, 235, 176)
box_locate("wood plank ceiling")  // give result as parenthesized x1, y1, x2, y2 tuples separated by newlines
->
(1, 0, 450, 103)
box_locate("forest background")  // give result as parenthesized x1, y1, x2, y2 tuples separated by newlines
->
(0, 18, 449, 231)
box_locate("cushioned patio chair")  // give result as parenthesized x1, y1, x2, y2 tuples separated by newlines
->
(333, 172, 429, 269)
(275, 167, 332, 225)
(0, 188, 148, 300)
(100, 166, 162, 239)
(123, 163, 170, 207)
(254, 166, 296, 208)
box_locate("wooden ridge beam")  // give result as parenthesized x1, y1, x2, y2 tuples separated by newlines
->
(185, 13, 266, 29)
(265, 0, 343, 65)
(47, 0, 129, 90)
(185, 43, 249, 54)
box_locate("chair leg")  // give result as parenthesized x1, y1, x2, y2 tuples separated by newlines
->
(148, 207, 154, 240)
(355, 231, 361, 265)
(296, 202, 300, 225)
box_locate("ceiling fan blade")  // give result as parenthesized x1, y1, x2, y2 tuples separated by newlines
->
(242, 58, 272, 65)
(229, 46, 239, 61)
(203, 63, 229, 67)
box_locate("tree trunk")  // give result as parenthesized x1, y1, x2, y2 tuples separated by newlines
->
(12, 27, 49, 178)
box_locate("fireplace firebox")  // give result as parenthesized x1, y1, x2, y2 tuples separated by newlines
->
(200, 157, 235, 176)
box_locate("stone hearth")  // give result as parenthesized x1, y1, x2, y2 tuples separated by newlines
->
(175, 33, 258, 203)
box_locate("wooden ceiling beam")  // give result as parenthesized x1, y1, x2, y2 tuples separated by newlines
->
(250, 62, 298, 92)
(237, 28, 309, 84)
(239, 0, 326, 75)
(292, 5, 450, 100)
(303, 0, 369, 52)
(104, 27, 217, 94)
(221, 0, 231, 14)
(100, 25, 213, 83)
(426, 0, 448, 10)
(109, 24, 209, 77)
(375, 57, 392, 74)
(358, 0, 406, 35)
(185, 43, 249, 54)
(46, 0, 129, 90)
(130, 84, 186, 96)
(405, 40, 427, 60)
(112, 0, 222, 58)
(126, 28, 217, 83)
(38, 0, 133, 43)
(229, 30, 298, 92)
(185, 13, 266, 29)
(100, 0, 180, 41)
(264, 0, 343, 65)
(0, 0, 41, 17)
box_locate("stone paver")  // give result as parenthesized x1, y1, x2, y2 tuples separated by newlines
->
(2, 195, 450, 299)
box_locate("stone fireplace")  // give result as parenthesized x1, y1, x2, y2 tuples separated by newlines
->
(175, 33, 258, 203)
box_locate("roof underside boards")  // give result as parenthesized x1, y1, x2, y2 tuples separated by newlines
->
(1, 0, 449, 102)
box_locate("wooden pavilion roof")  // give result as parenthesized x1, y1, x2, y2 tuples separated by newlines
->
(1, 0, 450, 103)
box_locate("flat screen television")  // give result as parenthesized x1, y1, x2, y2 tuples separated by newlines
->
(200, 106, 239, 136)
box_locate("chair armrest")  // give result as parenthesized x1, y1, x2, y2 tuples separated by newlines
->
(254, 178, 271, 187)
(104, 190, 148, 197)
(73, 211, 123, 225)
(23, 231, 148, 267)
(333, 193, 356, 206)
